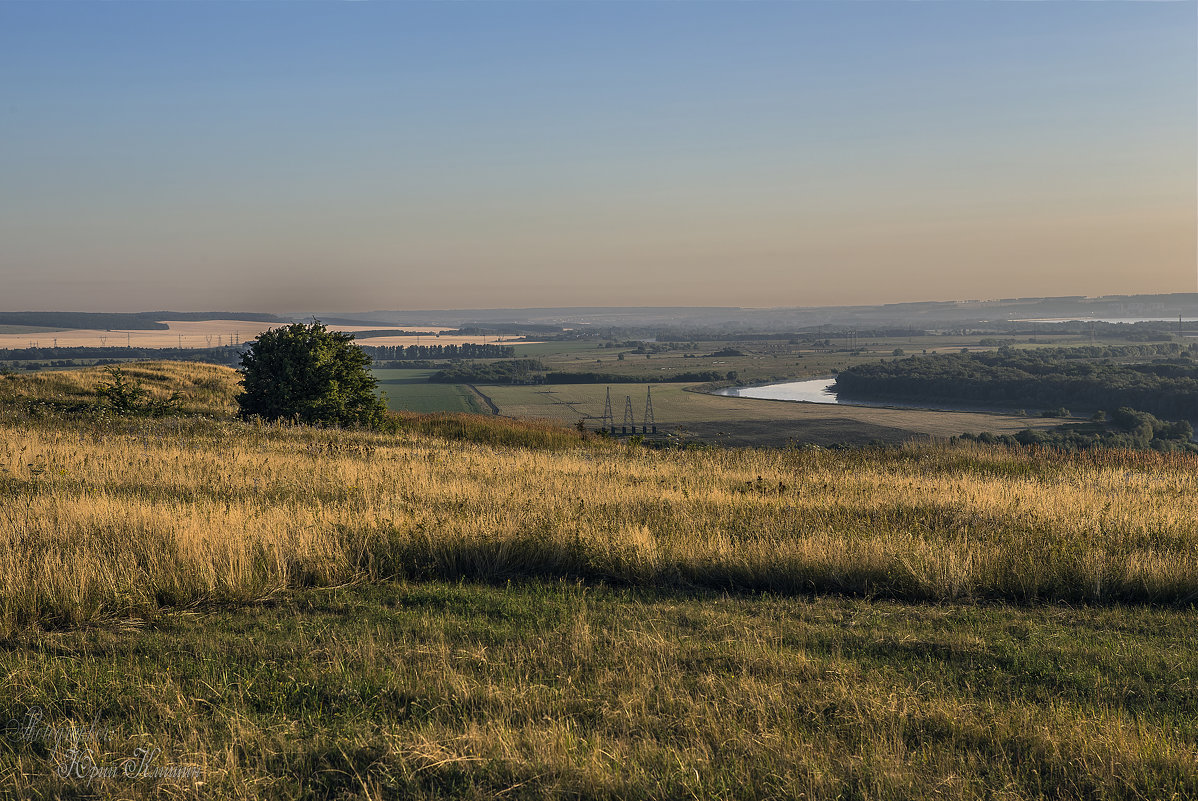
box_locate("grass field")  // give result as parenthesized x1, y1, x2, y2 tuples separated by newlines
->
(0, 360, 240, 417)
(1, 363, 1195, 798)
(3, 580, 1193, 800)
(484, 382, 1067, 447)
(372, 369, 483, 414)
(3, 398, 1194, 624)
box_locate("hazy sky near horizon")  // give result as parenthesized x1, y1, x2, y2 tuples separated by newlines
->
(2, 1, 1194, 313)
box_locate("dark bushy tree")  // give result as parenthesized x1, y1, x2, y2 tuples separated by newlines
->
(237, 322, 385, 427)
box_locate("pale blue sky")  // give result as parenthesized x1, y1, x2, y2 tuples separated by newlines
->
(2, 1, 1194, 311)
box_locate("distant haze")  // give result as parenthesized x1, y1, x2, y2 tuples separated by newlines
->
(2, 2, 1194, 312)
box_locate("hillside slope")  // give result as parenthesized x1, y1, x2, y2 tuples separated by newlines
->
(1, 361, 241, 417)
(2, 409, 1194, 634)
(1, 367, 1195, 799)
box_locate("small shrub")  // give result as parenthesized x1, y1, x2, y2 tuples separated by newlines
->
(98, 366, 182, 417)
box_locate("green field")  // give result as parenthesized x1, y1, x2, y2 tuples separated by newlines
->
(484, 382, 1067, 447)
(4, 579, 1194, 800)
(372, 368, 483, 414)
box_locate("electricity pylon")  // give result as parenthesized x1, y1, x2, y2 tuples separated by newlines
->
(643, 386, 656, 434)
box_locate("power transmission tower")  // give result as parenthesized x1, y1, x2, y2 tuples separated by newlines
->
(643, 386, 656, 434)
(622, 395, 635, 434)
(601, 387, 614, 433)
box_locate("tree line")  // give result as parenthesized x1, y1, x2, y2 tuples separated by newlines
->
(429, 360, 546, 384)
(833, 344, 1198, 422)
(2, 346, 245, 367)
(360, 343, 515, 361)
(0, 311, 284, 329)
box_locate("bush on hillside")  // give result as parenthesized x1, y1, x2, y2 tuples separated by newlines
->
(237, 322, 385, 428)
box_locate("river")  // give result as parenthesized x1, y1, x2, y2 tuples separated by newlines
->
(713, 378, 1039, 415)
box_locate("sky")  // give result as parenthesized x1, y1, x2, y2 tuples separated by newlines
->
(1, 1, 1195, 313)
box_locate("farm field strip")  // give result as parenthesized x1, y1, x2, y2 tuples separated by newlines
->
(0, 320, 527, 349)
(372, 369, 481, 414)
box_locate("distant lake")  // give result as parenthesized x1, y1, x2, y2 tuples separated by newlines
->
(714, 378, 1036, 415)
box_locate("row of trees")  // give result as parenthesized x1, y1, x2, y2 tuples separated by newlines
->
(360, 343, 515, 361)
(834, 345, 1198, 422)
(429, 360, 545, 384)
(1, 346, 245, 365)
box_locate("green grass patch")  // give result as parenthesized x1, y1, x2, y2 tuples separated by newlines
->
(1, 580, 1193, 799)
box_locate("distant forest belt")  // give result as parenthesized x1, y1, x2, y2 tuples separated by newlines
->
(834, 345, 1198, 422)
(0, 312, 166, 330)
(0, 311, 284, 330)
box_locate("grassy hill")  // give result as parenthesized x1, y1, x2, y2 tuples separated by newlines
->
(0, 363, 1194, 798)
(1, 360, 241, 417)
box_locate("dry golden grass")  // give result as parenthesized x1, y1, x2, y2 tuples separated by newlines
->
(1, 407, 1195, 634)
